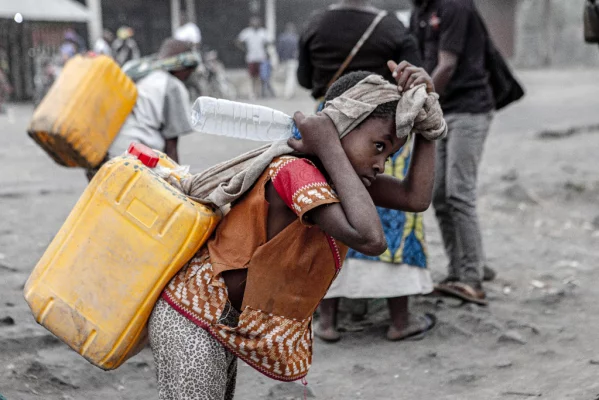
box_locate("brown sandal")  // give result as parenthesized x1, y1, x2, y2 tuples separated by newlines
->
(434, 282, 489, 306)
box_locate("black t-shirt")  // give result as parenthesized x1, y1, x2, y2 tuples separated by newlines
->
(410, 0, 494, 114)
(298, 7, 422, 99)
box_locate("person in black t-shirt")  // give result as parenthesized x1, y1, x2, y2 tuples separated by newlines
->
(298, 0, 421, 100)
(410, 0, 494, 305)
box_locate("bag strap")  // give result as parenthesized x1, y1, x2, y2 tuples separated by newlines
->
(325, 10, 388, 90)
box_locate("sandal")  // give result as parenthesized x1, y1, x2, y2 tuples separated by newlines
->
(434, 281, 489, 306)
(387, 313, 437, 342)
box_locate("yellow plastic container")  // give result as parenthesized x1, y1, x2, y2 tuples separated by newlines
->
(24, 146, 219, 370)
(28, 54, 137, 169)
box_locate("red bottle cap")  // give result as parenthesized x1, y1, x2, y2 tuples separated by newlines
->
(127, 142, 159, 168)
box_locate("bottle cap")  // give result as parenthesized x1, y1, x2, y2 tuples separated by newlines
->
(127, 142, 159, 168)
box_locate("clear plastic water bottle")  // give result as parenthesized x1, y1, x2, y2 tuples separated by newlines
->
(191, 97, 301, 141)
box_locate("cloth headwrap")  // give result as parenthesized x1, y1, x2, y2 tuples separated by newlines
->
(322, 74, 447, 141)
(159, 52, 201, 72)
(123, 52, 201, 82)
(170, 75, 447, 210)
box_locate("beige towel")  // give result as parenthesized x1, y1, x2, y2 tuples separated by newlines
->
(172, 75, 447, 209)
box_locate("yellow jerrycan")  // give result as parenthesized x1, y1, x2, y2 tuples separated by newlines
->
(24, 143, 220, 370)
(28, 54, 137, 169)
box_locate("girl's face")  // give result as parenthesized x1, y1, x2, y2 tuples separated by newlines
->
(340, 118, 406, 187)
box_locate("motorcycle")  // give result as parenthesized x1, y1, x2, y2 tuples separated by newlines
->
(196, 50, 237, 100)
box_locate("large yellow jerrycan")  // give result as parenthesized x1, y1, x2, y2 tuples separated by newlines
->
(24, 143, 220, 370)
(28, 54, 137, 169)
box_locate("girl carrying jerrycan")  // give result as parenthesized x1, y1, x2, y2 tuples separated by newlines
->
(149, 60, 447, 399)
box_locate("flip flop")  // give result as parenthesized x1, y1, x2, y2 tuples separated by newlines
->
(387, 313, 437, 342)
(435, 282, 489, 306)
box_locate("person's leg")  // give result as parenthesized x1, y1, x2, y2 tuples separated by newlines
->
(247, 63, 257, 100)
(254, 77, 263, 99)
(444, 113, 493, 288)
(387, 296, 436, 341)
(315, 298, 340, 342)
(267, 79, 276, 98)
(283, 59, 298, 99)
(432, 124, 461, 282)
(149, 298, 235, 400)
(388, 296, 409, 329)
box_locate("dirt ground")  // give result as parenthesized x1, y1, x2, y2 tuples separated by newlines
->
(1, 69, 599, 400)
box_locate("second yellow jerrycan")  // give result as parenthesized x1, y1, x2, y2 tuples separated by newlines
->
(28, 54, 137, 169)
(24, 143, 220, 370)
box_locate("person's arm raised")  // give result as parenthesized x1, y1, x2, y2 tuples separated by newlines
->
(288, 114, 386, 256)
(366, 60, 437, 212)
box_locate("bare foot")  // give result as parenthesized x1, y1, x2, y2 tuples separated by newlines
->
(386, 313, 436, 342)
(315, 324, 341, 343)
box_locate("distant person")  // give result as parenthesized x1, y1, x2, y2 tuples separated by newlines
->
(236, 16, 270, 99)
(260, 53, 275, 98)
(277, 22, 299, 99)
(86, 39, 199, 181)
(409, 0, 495, 305)
(64, 28, 87, 53)
(0, 68, 11, 114)
(93, 29, 114, 57)
(112, 26, 141, 66)
(584, 0, 599, 45)
(0, 48, 10, 113)
(174, 14, 202, 48)
(59, 29, 83, 64)
(299, 0, 436, 343)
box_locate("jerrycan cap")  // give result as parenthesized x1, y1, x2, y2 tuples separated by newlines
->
(127, 142, 159, 168)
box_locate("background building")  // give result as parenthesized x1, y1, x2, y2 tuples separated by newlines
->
(3, 0, 597, 100)
(0, 0, 89, 100)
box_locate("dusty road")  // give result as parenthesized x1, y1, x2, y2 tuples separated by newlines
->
(1, 69, 599, 400)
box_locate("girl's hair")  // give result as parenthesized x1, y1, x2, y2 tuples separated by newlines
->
(324, 71, 398, 119)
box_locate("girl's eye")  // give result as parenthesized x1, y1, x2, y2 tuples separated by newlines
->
(375, 142, 385, 152)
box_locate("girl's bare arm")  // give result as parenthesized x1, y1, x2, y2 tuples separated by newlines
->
(289, 113, 386, 256)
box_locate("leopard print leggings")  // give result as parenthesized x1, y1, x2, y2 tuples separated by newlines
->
(149, 298, 240, 400)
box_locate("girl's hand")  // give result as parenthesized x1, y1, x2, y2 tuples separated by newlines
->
(287, 111, 339, 156)
(387, 60, 435, 94)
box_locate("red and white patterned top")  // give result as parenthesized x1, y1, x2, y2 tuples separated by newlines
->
(161, 156, 347, 381)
